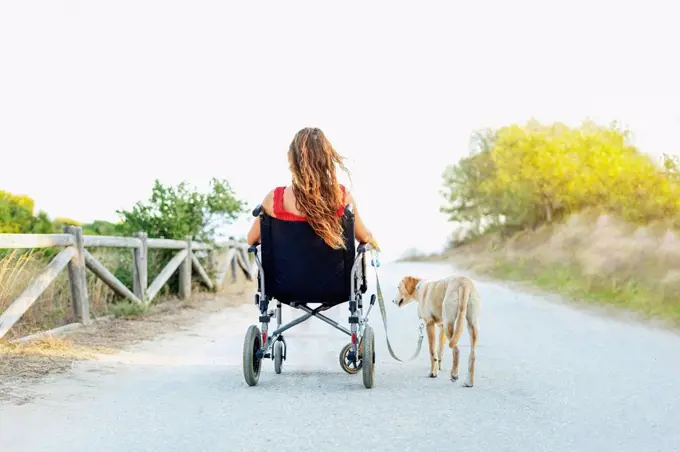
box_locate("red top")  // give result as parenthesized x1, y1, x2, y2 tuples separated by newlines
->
(272, 185, 346, 222)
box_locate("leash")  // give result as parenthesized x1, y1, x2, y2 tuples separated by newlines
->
(369, 249, 425, 363)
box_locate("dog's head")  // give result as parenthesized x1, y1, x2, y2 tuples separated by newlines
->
(392, 276, 422, 307)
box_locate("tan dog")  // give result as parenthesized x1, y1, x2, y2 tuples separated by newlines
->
(393, 275, 480, 386)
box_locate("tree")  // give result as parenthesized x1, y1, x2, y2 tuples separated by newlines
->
(440, 129, 501, 235)
(440, 121, 680, 237)
(29, 211, 56, 233)
(117, 178, 246, 242)
(663, 153, 679, 178)
(0, 191, 36, 233)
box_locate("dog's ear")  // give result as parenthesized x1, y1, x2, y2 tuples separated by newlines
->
(403, 276, 421, 296)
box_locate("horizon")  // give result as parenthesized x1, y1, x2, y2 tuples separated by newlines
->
(2, 1, 679, 263)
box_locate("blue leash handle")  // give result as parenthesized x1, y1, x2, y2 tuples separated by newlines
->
(368, 246, 380, 268)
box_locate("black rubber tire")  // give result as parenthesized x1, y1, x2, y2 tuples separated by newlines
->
(339, 342, 362, 374)
(362, 326, 375, 389)
(243, 325, 262, 386)
(274, 341, 283, 374)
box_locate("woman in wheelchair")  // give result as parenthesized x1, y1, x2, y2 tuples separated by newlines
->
(242, 127, 381, 389)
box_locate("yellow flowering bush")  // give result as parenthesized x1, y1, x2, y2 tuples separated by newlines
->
(442, 121, 680, 235)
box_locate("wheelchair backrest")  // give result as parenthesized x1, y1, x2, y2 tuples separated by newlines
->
(258, 205, 357, 304)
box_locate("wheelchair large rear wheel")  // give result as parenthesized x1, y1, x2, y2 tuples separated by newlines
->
(243, 325, 262, 386)
(362, 326, 375, 389)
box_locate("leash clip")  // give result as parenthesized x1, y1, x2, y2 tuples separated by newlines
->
(369, 248, 381, 268)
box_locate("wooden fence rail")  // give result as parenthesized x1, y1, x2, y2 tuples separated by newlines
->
(0, 228, 253, 340)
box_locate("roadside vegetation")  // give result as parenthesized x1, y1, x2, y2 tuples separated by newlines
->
(0, 178, 245, 339)
(438, 120, 680, 325)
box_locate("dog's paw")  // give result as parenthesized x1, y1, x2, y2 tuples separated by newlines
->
(428, 372, 438, 378)
(463, 382, 474, 388)
(450, 375, 459, 382)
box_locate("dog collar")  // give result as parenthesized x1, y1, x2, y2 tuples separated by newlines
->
(416, 281, 423, 291)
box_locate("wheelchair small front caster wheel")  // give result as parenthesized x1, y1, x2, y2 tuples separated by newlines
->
(243, 325, 262, 386)
(339, 342, 362, 374)
(274, 341, 284, 374)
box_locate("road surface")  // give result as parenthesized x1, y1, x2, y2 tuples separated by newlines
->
(2, 261, 680, 452)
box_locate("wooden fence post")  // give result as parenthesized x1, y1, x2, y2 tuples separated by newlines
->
(228, 237, 237, 283)
(230, 249, 238, 283)
(64, 226, 90, 325)
(132, 232, 148, 304)
(209, 247, 218, 275)
(179, 236, 192, 299)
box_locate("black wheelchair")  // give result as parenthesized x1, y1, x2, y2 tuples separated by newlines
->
(244, 203, 378, 389)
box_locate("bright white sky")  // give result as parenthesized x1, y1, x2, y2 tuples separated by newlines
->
(1, 0, 679, 262)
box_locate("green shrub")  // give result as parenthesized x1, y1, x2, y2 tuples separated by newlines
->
(1, 177, 245, 335)
(110, 300, 147, 319)
(81, 220, 126, 236)
(0, 191, 39, 233)
(117, 178, 245, 242)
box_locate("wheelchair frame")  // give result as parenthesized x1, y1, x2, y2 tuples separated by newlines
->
(242, 204, 378, 389)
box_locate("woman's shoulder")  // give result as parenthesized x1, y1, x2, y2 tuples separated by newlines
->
(261, 186, 293, 216)
(260, 189, 277, 215)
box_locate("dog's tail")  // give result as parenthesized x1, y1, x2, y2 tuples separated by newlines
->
(449, 282, 470, 349)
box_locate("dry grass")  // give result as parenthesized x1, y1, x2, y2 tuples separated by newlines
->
(0, 248, 203, 340)
(0, 336, 113, 363)
(1, 249, 118, 338)
(445, 211, 680, 325)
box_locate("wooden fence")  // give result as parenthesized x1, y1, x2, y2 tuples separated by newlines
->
(0, 227, 254, 340)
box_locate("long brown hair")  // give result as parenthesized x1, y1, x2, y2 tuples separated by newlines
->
(288, 127, 350, 249)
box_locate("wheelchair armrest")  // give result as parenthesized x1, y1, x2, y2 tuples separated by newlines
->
(252, 204, 263, 217)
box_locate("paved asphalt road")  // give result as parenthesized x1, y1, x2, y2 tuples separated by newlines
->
(2, 261, 680, 452)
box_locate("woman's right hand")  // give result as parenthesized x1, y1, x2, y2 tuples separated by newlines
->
(366, 235, 380, 252)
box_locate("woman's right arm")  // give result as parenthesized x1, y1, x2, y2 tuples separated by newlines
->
(246, 191, 274, 246)
(345, 191, 380, 251)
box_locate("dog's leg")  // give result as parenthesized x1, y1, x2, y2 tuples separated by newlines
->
(450, 346, 460, 380)
(426, 321, 437, 378)
(437, 325, 446, 371)
(447, 322, 459, 381)
(449, 282, 470, 384)
(463, 319, 478, 388)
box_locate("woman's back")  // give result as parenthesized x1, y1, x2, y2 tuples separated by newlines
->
(271, 185, 346, 222)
